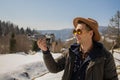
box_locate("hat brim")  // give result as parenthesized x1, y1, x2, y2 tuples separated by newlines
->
(73, 17, 101, 41)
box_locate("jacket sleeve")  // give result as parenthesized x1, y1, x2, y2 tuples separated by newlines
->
(104, 50, 118, 80)
(43, 50, 66, 73)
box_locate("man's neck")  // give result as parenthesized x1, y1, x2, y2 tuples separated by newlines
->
(80, 40, 93, 53)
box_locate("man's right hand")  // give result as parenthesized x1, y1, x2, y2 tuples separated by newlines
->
(37, 38, 48, 51)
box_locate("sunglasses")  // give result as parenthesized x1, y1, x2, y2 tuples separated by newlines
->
(73, 29, 82, 35)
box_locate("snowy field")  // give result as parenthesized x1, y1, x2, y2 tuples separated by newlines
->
(0, 50, 120, 80)
(0, 51, 62, 80)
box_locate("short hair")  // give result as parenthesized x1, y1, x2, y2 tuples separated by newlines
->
(77, 20, 92, 31)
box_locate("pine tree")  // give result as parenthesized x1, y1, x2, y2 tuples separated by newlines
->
(10, 33, 16, 53)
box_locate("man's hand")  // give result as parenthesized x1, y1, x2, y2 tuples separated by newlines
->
(37, 38, 48, 51)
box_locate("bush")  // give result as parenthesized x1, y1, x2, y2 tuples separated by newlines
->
(32, 41, 40, 51)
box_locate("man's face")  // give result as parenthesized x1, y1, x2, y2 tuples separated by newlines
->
(73, 23, 93, 44)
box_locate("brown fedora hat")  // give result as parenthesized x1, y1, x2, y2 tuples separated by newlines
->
(73, 17, 101, 41)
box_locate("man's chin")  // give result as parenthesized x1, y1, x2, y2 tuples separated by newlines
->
(77, 40, 81, 44)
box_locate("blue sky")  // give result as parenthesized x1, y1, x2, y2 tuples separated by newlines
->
(0, 0, 120, 30)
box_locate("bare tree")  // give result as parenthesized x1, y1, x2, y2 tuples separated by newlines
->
(108, 11, 120, 48)
(110, 11, 120, 36)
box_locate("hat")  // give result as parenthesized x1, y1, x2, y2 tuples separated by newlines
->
(73, 17, 101, 41)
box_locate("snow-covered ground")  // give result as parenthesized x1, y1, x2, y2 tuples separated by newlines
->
(35, 70, 64, 80)
(0, 50, 120, 80)
(0, 52, 42, 74)
(0, 51, 62, 80)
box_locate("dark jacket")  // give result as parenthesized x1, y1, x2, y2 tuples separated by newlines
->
(43, 42, 118, 80)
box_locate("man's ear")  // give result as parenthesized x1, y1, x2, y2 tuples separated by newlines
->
(89, 30, 94, 37)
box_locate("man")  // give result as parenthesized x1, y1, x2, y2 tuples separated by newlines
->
(37, 17, 118, 80)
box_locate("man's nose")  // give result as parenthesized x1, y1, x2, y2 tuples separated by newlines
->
(75, 34, 80, 38)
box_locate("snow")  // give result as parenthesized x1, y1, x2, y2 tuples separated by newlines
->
(0, 51, 62, 80)
(114, 52, 120, 65)
(0, 50, 120, 80)
(35, 71, 64, 80)
(66, 37, 75, 42)
(0, 52, 42, 74)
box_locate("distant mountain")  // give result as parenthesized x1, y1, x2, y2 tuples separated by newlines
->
(37, 26, 107, 41)
(99, 26, 108, 34)
(38, 28, 73, 41)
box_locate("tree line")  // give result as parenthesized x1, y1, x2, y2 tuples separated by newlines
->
(0, 20, 37, 36)
(0, 20, 38, 54)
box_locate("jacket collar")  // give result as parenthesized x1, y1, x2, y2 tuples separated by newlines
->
(89, 41, 104, 60)
(69, 43, 80, 53)
(69, 41, 105, 60)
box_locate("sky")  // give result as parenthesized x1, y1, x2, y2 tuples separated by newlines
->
(0, 0, 120, 30)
